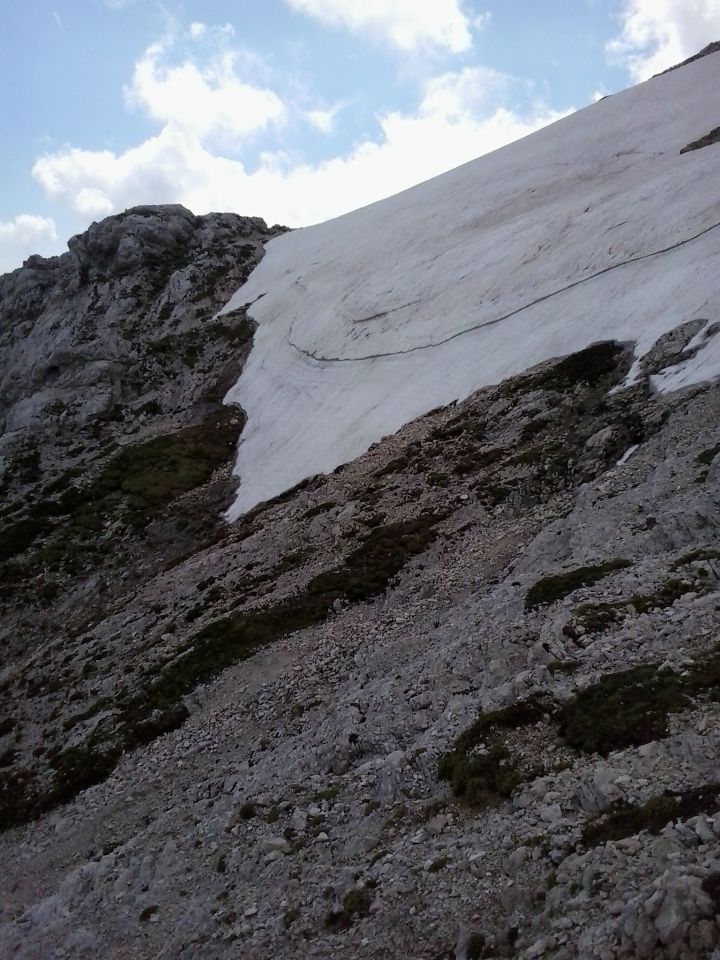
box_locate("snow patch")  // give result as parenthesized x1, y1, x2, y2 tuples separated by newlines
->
(220, 51, 720, 519)
(616, 445, 639, 467)
(651, 327, 720, 392)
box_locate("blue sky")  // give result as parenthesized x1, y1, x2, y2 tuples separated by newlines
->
(1, 0, 719, 273)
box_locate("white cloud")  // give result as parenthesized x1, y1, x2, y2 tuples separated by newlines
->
(304, 102, 345, 132)
(472, 11, 492, 31)
(608, 0, 720, 81)
(123, 38, 285, 145)
(0, 215, 58, 273)
(285, 0, 474, 52)
(418, 65, 510, 120)
(75, 187, 115, 217)
(32, 65, 567, 230)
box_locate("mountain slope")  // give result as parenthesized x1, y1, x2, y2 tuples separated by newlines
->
(222, 46, 720, 517)
(1, 47, 720, 960)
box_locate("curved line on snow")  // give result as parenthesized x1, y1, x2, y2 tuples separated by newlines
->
(287, 217, 720, 364)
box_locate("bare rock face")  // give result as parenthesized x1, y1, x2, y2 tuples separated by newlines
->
(0, 203, 282, 678)
(0, 204, 281, 440)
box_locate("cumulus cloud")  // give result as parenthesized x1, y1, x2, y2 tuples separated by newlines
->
(32, 64, 567, 230)
(608, 0, 720, 81)
(285, 0, 475, 52)
(0, 215, 58, 274)
(124, 37, 285, 145)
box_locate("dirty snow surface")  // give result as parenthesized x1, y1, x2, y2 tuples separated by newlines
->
(221, 51, 720, 519)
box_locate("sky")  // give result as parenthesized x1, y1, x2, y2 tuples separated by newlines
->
(1, 0, 719, 274)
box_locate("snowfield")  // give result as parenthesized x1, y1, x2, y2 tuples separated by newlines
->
(221, 50, 720, 519)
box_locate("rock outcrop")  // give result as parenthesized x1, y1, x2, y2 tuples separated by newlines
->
(0, 204, 282, 668)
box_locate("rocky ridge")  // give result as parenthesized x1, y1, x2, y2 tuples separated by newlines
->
(0, 208, 719, 960)
(0, 204, 283, 659)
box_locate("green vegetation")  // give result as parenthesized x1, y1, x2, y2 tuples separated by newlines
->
(438, 695, 552, 806)
(508, 342, 626, 395)
(671, 547, 720, 570)
(439, 742, 520, 807)
(573, 600, 624, 635)
(629, 578, 696, 614)
(525, 559, 631, 610)
(582, 782, 720, 846)
(438, 645, 720, 807)
(466, 931, 491, 959)
(147, 316, 254, 368)
(96, 408, 242, 519)
(558, 665, 689, 755)
(302, 500, 337, 520)
(1, 515, 442, 831)
(325, 888, 373, 931)
(374, 455, 410, 478)
(557, 646, 720, 758)
(696, 443, 720, 466)
(567, 570, 708, 637)
(137, 516, 440, 718)
(0, 408, 244, 572)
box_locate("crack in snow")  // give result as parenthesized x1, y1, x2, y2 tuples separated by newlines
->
(354, 297, 425, 324)
(287, 218, 720, 365)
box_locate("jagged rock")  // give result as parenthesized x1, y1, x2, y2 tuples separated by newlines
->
(618, 867, 719, 958)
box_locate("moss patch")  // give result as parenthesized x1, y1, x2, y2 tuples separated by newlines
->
(558, 665, 690, 756)
(525, 559, 631, 610)
(438, 695, 552, 806)
(571, 600, 624, 635)
(511, 342, 627, 395)
(582, 782, 720, 846)
(325, 888, 372, 930)
(671, 547, 720, 570)
(96, 408, 243, 520)
(1, 515, 441, 831)
(1, 408, 244, 572)
(629, 578, 697, 614)
(566, 570, 707, 637)
(142, 515, 441, 712)
(696, 443, 720, 466)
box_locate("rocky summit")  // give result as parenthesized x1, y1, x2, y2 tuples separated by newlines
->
(1, 48, 720, 960)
